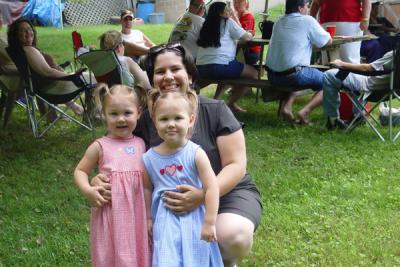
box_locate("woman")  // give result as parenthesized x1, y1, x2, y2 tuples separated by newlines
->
(7, 18, 84, 116)
(196, 0, 258, 113)
(92, 43, 262, 267)
(98, 30, 151, 90)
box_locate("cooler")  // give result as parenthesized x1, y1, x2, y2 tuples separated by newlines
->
(339, 92, 370, 121)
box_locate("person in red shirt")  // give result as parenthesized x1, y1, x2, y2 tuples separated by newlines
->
(311, 0, 371, 63)
(233, 0, 261, 64)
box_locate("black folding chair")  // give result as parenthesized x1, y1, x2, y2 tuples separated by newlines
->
(6, 47, 94, 138)
(337, 42, 400, 141)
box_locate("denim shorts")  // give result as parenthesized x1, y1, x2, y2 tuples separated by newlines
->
(197, 60, 244, 80)
(267, 66, 324, 91)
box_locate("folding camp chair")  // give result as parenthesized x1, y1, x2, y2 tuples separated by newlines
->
(78, 49, 123, 87)
(0, 74, 24, 127)
(339, 42, 400, 141)
(72, 31, 84, 72)
(6, 47, 94, 138)
(0, 36, 25, 128)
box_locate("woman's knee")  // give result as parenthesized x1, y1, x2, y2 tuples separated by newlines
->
(216, 213, 254, 260)
(241, 65, 258, 79)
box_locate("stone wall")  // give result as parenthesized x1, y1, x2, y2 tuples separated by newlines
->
(155, 0, 187, 23)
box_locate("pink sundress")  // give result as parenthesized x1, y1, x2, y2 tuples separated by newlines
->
(90, 136, 150, 267)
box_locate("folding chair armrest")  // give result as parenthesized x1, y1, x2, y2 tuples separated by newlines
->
(47, 67, 87, 87)
(49, 67, 87, 82)
(332, 65, 392, 76)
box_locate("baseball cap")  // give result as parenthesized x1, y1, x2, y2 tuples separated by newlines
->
(121, 9, 134, 20)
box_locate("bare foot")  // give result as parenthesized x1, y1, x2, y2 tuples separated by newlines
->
(297, 109, 313, 126)
(279, 109, 295, 123)
(68, 102, 84, 116)
(228, 103, 247, 113)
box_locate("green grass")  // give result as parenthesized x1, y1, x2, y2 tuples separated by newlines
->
(2, 6, 400, 266)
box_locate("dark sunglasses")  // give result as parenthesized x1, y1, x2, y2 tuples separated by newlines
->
(149, 42, 185, 56)
(123, 16, 133, 21)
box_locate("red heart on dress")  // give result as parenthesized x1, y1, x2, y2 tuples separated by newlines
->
(160, 169, 165, 175)
(177, 165, 183, 171)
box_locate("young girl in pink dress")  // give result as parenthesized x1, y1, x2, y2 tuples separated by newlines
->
(74, 84, 150, 267)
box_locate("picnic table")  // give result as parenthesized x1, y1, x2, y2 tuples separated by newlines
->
(316, 35, 377, 64)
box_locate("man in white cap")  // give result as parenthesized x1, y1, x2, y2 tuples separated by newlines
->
(120, 9, 155, 60)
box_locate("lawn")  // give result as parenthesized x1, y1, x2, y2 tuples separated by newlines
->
(1, 6, 400, 266)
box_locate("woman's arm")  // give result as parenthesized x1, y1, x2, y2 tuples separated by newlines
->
(74, 143, 108, 207)
(125, 57, 152, 90)
(195, 148, 219, 242)
(23, 46, 68, 78)
(215, 129, 246, 196)
(239, 31, 253, 42)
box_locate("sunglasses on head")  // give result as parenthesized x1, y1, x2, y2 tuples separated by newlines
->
(149, 42, 185, 56)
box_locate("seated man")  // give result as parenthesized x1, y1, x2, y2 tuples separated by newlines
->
(120, 9, 155, 61)
(169, 0, 205, 59)
(265, 0, 332, 124)
(323, 51, 393, 129)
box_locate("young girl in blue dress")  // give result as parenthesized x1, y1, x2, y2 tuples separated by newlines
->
(142, 89, 223, 267)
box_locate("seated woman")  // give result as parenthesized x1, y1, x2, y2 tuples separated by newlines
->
(7, 18, 84, 116)
(98, 30, 151, 90)
(92, 43, 262, 267)
(120, 9, 155, 61)
(196, 1, 258, 113)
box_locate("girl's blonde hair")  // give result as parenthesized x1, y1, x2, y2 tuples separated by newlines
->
(94, 83, 146, 118)
(99, 30, 123, 50)
(147, 88, 198, 119)
(234, 0, 249, 9)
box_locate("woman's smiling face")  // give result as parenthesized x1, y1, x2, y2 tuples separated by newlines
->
(152, 51, 192, 93)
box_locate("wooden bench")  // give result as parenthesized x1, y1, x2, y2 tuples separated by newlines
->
(196, 78, 313, 103)
(196, 65, 329, 102)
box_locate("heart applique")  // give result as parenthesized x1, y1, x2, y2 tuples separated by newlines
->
(160, 169, 165, 175)
(177, 165, 183, 171)
(165, 164, 177, 176)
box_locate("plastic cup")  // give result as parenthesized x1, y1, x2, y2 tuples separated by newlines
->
(326, 25, 336, 38)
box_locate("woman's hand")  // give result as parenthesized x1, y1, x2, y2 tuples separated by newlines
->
(84, 186, 109, 207)
(162, 185, 204, 215)
(90, 173, 111, 201)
